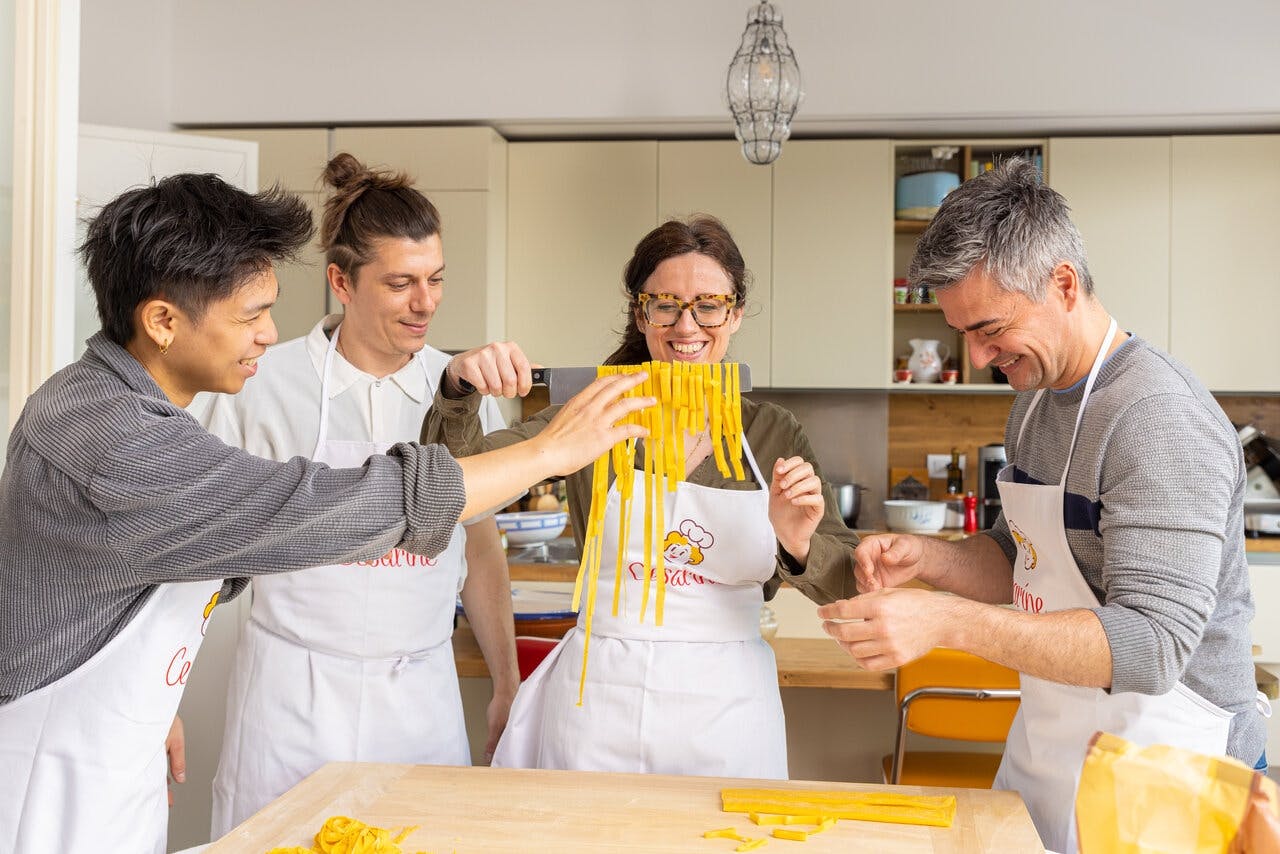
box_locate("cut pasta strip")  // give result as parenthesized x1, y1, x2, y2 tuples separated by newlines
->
(735, 840, 769, 852)
(721, 788, 956, 829)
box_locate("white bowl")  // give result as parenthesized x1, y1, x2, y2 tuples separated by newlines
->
(884, 500, 947, 534)
(495, 510, 569, 546)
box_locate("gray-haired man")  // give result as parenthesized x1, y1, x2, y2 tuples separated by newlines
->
(819, 159, 1264, 853)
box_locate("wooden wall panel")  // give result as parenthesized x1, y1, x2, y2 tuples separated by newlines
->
(887, 393, 1012, 495)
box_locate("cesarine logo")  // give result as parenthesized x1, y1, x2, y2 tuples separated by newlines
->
(166, 591, 220, 687)
(627, 519, 718, 587)
(342, 548, 437, 568)
(1008, 521, 1038, 571)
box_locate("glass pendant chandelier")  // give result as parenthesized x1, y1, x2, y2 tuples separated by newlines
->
(725, 2, 803, 165)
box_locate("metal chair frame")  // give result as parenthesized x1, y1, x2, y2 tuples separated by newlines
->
(890, 685, 1022, 784)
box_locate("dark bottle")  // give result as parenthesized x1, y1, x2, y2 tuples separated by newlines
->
(946, 447, 963, 495)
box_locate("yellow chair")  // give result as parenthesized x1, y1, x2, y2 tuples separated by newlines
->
(883, 648, 1021, 789)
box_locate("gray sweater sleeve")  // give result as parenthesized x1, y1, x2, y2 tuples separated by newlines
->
(1091, 393, 1234, 695)
(84, 414, 464, 583)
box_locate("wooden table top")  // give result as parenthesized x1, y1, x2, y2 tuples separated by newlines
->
(207, 762, 1044, 853)
(453, 624, 894, 691)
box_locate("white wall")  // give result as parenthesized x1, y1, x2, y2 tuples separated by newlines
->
(80, 0, 1280, 134)
(79, 0, 169, 130)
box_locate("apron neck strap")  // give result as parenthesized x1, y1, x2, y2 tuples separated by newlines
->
(312, 322, 433, 458)
(740, 432, 768, 487)
(1016, 317, 1119, 487)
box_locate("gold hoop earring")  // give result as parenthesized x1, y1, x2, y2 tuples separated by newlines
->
(159, 339, 171, 356)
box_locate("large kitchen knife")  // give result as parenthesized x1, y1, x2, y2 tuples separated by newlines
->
(531, 364, 753, 405)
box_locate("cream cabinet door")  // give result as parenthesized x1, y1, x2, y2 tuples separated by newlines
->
(658, 141, 773, 387)
(331, 126, 505, 191)
(427, 189, 506, 352)
(1048, 137, 1171, 351)
(331, 127, 508, 351)
(193, 128, 331, 342)
(507, 142, 658, 367)
(771, 140, 893, 388)
(1172, 135, 1280, 392)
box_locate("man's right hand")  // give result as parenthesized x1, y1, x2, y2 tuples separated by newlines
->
(444, 342, 534, 399)
(854, 533, 927, 592)
(534, 372, 653, 476)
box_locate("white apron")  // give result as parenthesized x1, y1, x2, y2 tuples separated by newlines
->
(992, 319, 1238, 854)
(0, 578, 222, 854)
(210, 325, 469, 837)
(492, 435, 787, 779)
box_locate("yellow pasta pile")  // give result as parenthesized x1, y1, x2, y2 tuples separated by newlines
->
(266, 814, 428, 854)
(571, 361, 746, 705)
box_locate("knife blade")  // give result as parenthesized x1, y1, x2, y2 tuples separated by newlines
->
(531, 364, 753, 405)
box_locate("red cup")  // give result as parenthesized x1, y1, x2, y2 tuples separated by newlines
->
(893, 368, 913, 383)
(940, 369, 959, 384)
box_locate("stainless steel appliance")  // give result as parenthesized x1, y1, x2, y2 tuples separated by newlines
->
(1239, 426, 1280, 537)
(831, 483, 866, 528)
(1240, 425, 1280, 501)
(977, 444, 1006, 530)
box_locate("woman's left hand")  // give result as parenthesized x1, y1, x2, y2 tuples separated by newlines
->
(769, 456, 824, 567)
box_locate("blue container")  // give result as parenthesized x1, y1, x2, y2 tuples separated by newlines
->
(895, 171, 961, 220)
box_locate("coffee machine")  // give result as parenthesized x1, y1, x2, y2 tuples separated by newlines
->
(977, 444, 1006, 529)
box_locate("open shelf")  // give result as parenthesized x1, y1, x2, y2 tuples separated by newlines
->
(891, 139, 1045, 389)
(894, 219, 931, 233)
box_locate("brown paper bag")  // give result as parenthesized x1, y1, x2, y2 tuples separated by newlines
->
(1076, 732, 1280, 853)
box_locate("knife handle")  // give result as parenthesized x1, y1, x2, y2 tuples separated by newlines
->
(531, 368, 549, 386)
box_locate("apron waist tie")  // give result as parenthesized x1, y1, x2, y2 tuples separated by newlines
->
(249, 617, 450, 664)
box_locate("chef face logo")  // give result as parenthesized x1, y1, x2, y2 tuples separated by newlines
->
(662, 519, 714, 566)
(1009, 521, 1038, 571)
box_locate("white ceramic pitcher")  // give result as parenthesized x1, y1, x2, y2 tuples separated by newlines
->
(907, 339, 949, 383)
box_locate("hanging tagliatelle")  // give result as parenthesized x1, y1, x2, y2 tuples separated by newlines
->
(571, 361, 746, 706)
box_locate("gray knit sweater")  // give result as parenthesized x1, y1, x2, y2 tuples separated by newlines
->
(987, 335, 1264, 764)
(0, 333, 465, 702)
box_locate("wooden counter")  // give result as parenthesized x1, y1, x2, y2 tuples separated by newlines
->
(453, 624, 894, 691)
(208, 762, 1044, 853)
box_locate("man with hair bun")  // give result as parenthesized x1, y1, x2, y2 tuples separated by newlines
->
(0, 172, 652, 854)
(819, 158, 1265, 854)
(197, 153, 520, 838)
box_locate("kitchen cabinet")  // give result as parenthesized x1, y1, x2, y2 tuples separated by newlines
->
(191, 129, 330, 342)
(772, 140, 894, 388)
(331, 127, 508, 352)
(1171, 135, 1280, 392)
(1047, 137, 1171, 351)
(507, 142, 658, 367)
(657, 141, 773, 386)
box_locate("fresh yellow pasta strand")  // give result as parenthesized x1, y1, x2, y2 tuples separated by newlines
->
(638, 369, 655, 623)
(709, 364, 730, 477)
(576, 447, 610, 706)
(673, 363, 687, 473)
(659, 362, 675, 493)
(729, 362, 746, 480)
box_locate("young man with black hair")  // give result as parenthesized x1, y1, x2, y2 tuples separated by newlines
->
(0, 173, 651, 853)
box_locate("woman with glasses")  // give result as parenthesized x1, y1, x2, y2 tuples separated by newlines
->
(422, 215, 859, 779)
